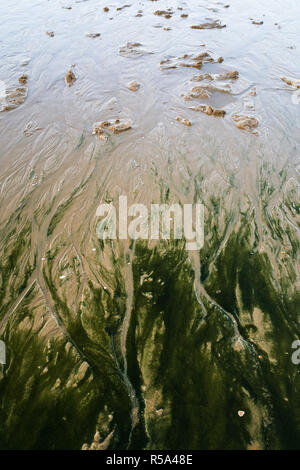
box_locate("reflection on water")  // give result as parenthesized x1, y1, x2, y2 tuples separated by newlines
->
(0, 0, 299, 450)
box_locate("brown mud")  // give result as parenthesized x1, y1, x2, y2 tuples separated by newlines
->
(65, 69, 76, 87)
(232, 114, 259, 132)
(191, 20, 226, 29)
(127, 81, 140, 91)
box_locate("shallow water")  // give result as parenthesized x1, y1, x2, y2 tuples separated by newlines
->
(0, 0, 299, 450)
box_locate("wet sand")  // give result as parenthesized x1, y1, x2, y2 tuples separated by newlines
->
(0, 0, 299, 450)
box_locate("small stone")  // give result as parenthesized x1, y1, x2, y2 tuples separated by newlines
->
(238, 410, 245, 417)
(18, 74, 28, 85)
(232, 114, 259, 132)
(213, 109, 226, 117)
(86, 33, 101, 38)
(217, 70, 239, 80)
(191, 21, 226, 30)
(93, 118, 132, 135)
(281, 77, 300, 88)
(65, 69, 76, 87)
(127, 81, 140, 91)
(176, 116, 191, 126)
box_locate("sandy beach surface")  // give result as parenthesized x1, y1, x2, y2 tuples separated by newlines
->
(0, 0, 299, 450)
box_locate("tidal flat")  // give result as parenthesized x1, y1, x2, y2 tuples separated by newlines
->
(0, 0, 299, 450)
